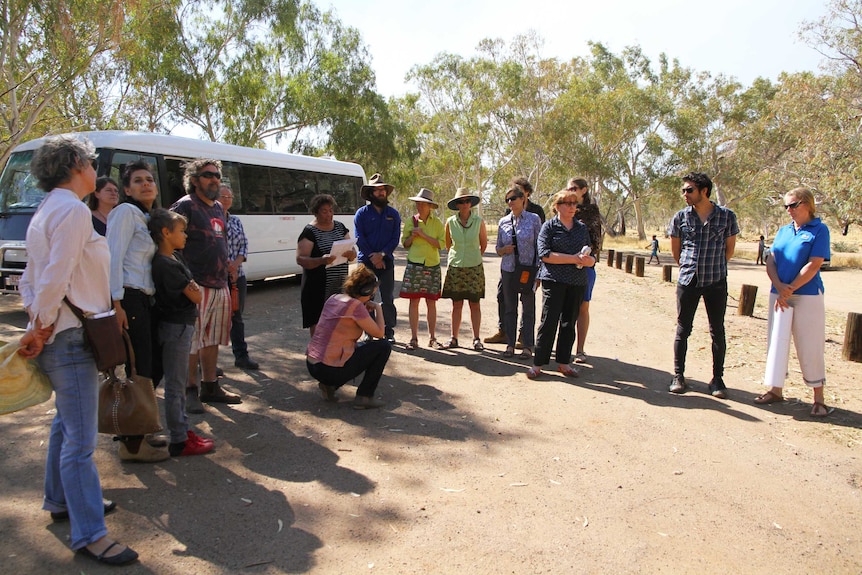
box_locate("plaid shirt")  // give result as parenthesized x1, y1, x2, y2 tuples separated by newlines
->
(668, 203, 739, 287)
(225, 213, 248, 278)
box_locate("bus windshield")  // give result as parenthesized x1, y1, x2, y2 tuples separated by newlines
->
(0, 151, 45, 213)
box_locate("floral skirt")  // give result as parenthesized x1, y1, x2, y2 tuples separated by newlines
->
(400, 261, 442, 300)
(441, 264, 485, 302)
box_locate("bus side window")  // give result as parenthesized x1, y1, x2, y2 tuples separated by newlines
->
(273, 168, 315, 214)
(319, 174, 362, 214)
(221, 162, 242, 212)
(240, 165, 273, 213)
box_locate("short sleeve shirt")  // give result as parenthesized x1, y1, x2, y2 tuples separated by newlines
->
(152, 253, 198, 325)
(171, 193, 229, 289)
(668, 203, 739, 287)
(536, 216, 590, 286)
(770, 218, 830, 295)
(402, 214, 445, 267)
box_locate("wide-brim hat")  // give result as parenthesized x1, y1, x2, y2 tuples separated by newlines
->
(361, 173, 394, 201)
(407, 188, 438, 208)
(447, 187, 480, 210)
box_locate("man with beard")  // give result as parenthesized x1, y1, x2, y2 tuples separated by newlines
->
(668, 172, 738, 399)
(354, 173, 401, 342)
(171, 159, 241, 413)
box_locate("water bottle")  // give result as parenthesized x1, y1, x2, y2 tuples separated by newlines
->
(576, 246, 591, 269)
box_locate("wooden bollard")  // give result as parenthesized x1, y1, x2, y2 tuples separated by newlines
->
(615, 251, 623, 269)
(662, 265, 672, 282)
(635, 257, 645, 277)
(737, 284, 757, 316)
(607, 249, 615, 266)
(843, 312, 862, 362)
(625, 254, 634, 274)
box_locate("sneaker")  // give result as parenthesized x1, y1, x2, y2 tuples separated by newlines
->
(170, 430, 214, 456)
(186, 386, 206, 414)
(352, 395, 386, 410)
(669, 374, 687, 394)
(119, 440, 170, 463)
(483, 330, 507, 344)
(708, 378, 728, 399)
(234, 356, 259, 370)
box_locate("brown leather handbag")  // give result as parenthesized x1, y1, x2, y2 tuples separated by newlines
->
(98, 331, 162, 436)
(63, 297, 126, 372)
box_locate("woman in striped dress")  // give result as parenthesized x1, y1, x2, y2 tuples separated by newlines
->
(297, 194, 357, 336)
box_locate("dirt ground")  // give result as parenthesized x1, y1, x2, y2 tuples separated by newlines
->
(0, 245, 860, 575)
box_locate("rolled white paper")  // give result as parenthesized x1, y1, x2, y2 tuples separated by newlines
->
(764, 305, 794, 388)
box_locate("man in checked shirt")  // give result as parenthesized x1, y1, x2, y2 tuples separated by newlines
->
(668, 172, 739, 399)
(219, 184, 260, 370)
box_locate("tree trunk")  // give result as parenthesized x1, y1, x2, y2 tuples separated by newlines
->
(633, 195, 646, 241)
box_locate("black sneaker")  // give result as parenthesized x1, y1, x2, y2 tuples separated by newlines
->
(708, 378, 728, 399)
(669, 374, 687, 394)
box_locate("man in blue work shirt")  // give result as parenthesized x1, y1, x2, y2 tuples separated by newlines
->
(668, 172, 739, 399)
(354, 173, 401, 342)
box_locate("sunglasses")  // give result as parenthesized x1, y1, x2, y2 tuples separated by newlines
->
(89, 158, 98, 170)
(197, 171, 222, 180)
(784, 200, 803, 210)
(505, 195, 523, 203)
(455, 199, 473, 204)
(682, 187, 696, 194)
(556, 201, 578, 207)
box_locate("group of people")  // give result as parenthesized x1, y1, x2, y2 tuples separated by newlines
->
(13, 133, 832, 568)
(16, 137, 265, 565)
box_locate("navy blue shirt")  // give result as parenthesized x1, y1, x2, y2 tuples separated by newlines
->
(536, 216, 590, 286)
(354, 204, 401, 266)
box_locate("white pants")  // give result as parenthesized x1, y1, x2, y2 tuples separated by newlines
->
(767, 292, 826, 387)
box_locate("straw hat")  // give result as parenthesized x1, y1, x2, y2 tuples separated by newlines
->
(447, 187, 480, 210)
(361, 173, 395, 201)
(407, 188, 438, 208)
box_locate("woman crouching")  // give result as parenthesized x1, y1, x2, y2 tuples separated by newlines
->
(306, 265, 392, 409)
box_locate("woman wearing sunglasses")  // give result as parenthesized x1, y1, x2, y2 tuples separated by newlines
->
(756, 188, 831, 417)
(495, 187, 541, 358)
(527, 188, 596, 379)
(440, 188, 488, 351)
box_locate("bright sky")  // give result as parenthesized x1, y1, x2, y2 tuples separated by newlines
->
(324, 0, 830, 98)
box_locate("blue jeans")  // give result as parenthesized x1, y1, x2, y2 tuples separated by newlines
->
(159, 322, 194, 444)
(501, 270, 536, 349)
(371, 264, 396, 339)
(230, 275, 249, 359)
(37, 328, 107, 550)
(674, 279, 728, 379)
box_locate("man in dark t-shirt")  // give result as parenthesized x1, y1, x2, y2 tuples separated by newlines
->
(171, 159, 241, 412)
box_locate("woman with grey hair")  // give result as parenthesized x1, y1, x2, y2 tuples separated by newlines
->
(18, 135, 139, 565)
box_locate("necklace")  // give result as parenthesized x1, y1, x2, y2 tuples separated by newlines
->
(458, 215, 473, 229)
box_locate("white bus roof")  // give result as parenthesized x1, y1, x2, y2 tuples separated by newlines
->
(12, 131, 366, 178)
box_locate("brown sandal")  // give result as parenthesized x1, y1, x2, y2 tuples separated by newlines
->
(405, 338, 418, 351)
(754, 391, 784, 405)
(442, 338, 458, 349)
(810, 402, 832, 418)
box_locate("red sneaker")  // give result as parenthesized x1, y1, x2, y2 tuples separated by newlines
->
(179, 431, 213, 456)
(187, 430, 214, 447)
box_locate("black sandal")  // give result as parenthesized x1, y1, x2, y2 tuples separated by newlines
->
(78, 541, 139, 566)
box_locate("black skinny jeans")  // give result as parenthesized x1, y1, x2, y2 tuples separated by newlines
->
(306, 339, 392, 397)
(673, 279, 728, 379)
(534, 281, 585, 367)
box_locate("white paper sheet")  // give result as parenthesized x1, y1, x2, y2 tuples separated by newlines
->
(764, 305, 794, 388)
(325, 239, 356, 268)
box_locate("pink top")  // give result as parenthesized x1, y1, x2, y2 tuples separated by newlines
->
(306, 294, 371, 367)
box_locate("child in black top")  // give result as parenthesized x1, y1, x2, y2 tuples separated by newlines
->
(149, 209, 214, 457)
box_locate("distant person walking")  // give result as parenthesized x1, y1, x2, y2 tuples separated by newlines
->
(668, 172, 739, 398)
(647, 235, 661, 265)
(757, 235, 766, 265)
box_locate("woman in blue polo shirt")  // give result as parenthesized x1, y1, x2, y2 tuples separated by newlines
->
(756, 187, 831, 417)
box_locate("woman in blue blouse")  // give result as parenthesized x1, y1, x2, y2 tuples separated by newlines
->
(496, 187, 541, 358)
(527, 188, 596, 379)
(756, 187, 831, 417)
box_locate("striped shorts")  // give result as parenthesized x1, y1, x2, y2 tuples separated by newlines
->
(191, 286, 231, 354)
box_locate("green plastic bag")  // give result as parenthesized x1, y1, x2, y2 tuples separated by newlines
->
(0, 340, 53, 415)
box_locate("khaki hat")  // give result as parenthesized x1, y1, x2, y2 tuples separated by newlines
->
(361, 173, 395, 201)
(447, 187, 480, 210)
(407, 188, 438, 208)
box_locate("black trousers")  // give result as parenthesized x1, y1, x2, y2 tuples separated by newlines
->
(306, 339, 392, 397)
(673, 279, 727, 379)
(534, 281, 585, 366)
(122, 288, 162, 386)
